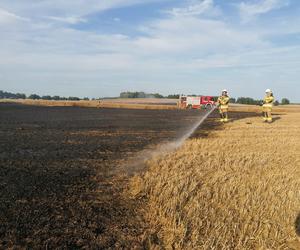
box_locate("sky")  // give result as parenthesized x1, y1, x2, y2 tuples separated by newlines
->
(0, 0, 299, 101)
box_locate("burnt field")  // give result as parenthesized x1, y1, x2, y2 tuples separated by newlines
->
(0, 103, 207, 249)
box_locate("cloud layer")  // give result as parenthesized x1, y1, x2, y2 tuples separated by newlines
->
(238, 0, 290, 22)
(0, 0, 299, 101)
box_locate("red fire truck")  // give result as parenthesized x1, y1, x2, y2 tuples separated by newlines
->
(179, 95, 216, 109)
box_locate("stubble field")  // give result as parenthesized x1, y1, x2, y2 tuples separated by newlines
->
(1, 102, 299, 249)
(131, 107, 300, 249)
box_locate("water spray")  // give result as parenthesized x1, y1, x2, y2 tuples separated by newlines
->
(123, 107, 216, 175)
(168, 106, 216, 150)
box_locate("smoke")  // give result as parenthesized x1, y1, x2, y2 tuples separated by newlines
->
(121, 107, 215, 175)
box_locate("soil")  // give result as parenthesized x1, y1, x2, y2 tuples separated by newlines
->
(0, 103, 208, 249)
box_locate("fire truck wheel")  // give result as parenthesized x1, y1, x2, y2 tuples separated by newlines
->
(205, 103, 213, 110)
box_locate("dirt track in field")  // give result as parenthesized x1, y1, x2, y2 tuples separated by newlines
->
(0, 103, 210, 249)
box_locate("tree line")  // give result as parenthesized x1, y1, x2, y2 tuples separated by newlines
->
(230, 97, 290, 105)
(119, 91, 165, 99)
(1, 90, 291, 105)
(0, 90, 90, 101)
(120, 92, 183, 99)
(120, 92, 291, 105)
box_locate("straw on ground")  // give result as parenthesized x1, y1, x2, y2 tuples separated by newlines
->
(130, 108, 300, 249)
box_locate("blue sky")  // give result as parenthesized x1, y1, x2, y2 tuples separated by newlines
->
(0, 0, 299, 101)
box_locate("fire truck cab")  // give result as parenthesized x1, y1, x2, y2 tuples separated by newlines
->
(179, 95, 216, 109)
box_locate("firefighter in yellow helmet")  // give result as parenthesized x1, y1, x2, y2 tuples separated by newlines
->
(217, 89, 230, 122)
(262, 89, 274, 123)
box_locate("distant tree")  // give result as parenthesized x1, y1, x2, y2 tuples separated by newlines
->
(153, 93, 164, 98)
(120, 92, 133, 98)
(229, 98, 236, 103)
(0, 90, 27, 99)
(120, 91, 163, 98)
(15, 93, 26, 99)
(236, 97, 261, 105)
(274, 100, 280, 106)
(136, 92, 146, 98)
(0, 91, 82, 101)
(281, 98, 290, 105)
(52, 96, 61, 100)
(83, 97, 90, 101)
(41, 95, 52, 100)
(28, 94, 41, 100)
(167, 94, 180, 99)
(68, 96, 80, 101)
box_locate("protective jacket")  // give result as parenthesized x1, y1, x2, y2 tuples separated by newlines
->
(218, 96, 230, 110)
(263, 95, 274, 109)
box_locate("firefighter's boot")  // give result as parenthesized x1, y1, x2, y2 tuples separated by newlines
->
(263, 113, 267, 122)
(224, 113, 228, 122)
(267, 113, 273, 123)
(262, 111, 268, 122)
(220, 112, 224, 122)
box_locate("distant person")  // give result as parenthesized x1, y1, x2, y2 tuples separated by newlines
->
(217, 89, 230, 123)
(262, 89, 274, 123)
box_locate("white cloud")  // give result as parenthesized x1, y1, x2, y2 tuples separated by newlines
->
(167, 0, 219, 17)
(0, 1, 299, 100)
(135, 17, 268, 55)
(47, 16, 87, 25)
(0, 8, 29, 23)
(0, 0, 164, 21)
(239, 0, 290, 22)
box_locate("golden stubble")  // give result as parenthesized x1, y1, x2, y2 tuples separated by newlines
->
(130, 110, 300, 249)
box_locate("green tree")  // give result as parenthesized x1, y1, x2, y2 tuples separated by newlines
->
(28, 94, 41, 100)
(167, 94, 180, 99)
(229, 98, 236, 103)
(68, 96, 80, 101)
(236, 97, 261, 105)
(52, 96, 61, 100)
(0, 90, 26, 99)
(15, 93, 26, 99)
(153, 93, 164, 98)
(41, 95, 52, 100)
(281, 98, 290, 105)
(120, 91, 163, 98)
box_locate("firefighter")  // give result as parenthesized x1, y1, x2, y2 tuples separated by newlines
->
(262, 89, 274, 123)
(217, 89, 230, 122)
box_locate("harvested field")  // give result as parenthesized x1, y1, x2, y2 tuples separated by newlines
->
(0, 103, 206, 249)
(1, 102, 299, 249)
(0, 98, 178, 110)
(130, 107, 300, 249)
(100, 98, 178, 105)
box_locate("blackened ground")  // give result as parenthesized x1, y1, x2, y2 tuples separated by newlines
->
(0, 103, 208, 249)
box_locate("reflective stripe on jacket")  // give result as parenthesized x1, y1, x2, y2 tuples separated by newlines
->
(263, 95, 274, 111)
(218, 96, 230, 109)
(263, 96, 274, 105)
